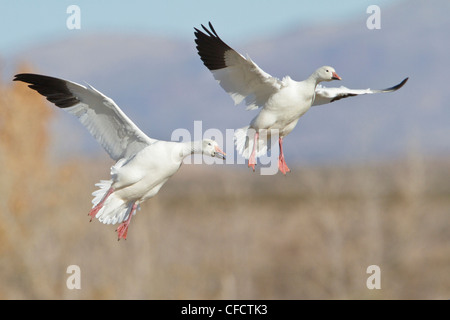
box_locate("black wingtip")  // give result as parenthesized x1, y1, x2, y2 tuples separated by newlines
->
(13, 73, 80, 108)
(399, 77, 409, 87)
(195, 21, 221, 40)
(194, 21, 233, 71)
(206, 21, 218, 37)
(13, 73, 34, 82)
(385, 77, 409, 92)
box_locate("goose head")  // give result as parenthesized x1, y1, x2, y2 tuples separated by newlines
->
(315, 66, 341, 82)
(202, 139, 226, 160)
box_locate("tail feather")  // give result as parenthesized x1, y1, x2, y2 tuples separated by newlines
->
(91, 180, 139, 225)
(92, 180, 112, 206)
(234, 126, 270, 159)
(110, 158, 128, 181)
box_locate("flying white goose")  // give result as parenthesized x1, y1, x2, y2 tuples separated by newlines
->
(14, 73, 226, 240)
(194, 22, 408, 174)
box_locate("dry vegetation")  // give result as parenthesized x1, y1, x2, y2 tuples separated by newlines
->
(0, 67, 449, 299)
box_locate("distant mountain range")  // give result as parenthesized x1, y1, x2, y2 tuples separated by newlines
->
(8, 0, 450, 165)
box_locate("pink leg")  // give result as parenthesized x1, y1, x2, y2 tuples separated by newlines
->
(88, 186, 114, 221)
(116, 202, 138, 240)
(248, 132, 259, 172)
(278, 137, 290, 175)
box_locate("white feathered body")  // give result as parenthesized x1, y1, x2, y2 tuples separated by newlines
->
(92, 141, 184, 225)
(235, 77, 317, 158)
(251, 77, 315, 134)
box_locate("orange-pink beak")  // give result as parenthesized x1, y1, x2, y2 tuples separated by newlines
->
(332, 72, 342, 80)
(214, 145, 226, 160)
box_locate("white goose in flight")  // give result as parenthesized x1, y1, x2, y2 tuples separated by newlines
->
(14, 73, 226, 240)
(194, 22, 408, 174)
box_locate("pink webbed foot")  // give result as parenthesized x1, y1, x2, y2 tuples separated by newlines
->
(278, 137, 291, 175)
(278, 156, 291, 175)
(115, 203, 138, 241)
(248, 155, 257, 172)
(247, 131, 259, 172)
(116, 221, 130, 240)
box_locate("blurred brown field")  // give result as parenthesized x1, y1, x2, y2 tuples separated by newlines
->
(0, 67, 449, 299)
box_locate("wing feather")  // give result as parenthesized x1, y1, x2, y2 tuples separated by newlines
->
(195, 22, 282, 110)
(13, 73, 156, 161)
(313, 77, 408, 106)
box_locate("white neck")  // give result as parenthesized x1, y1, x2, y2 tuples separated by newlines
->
(178, 140, 203, 159)
(307, 70, 324, 86)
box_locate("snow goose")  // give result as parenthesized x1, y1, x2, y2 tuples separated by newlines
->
(13, 73, 226, 240)
(194, 22, 408, 174)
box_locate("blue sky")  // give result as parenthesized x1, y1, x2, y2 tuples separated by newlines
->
(1, 0, 403, 56)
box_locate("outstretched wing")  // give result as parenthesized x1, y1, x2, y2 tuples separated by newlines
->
(195, 22, 283, 111)
(313, 77, 409, 106)
(14, 73, 157, 161)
